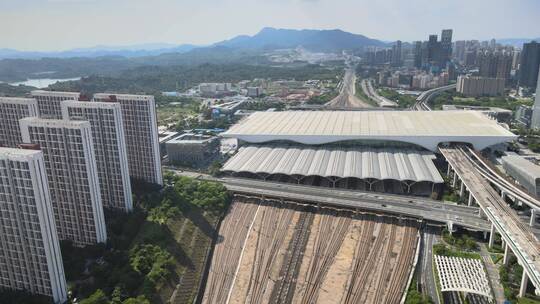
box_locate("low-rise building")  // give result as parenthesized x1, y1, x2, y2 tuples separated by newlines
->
(515, 105, 533, 127)
(502, 154, 540, 198)
(247, 87, 263, 97)
(456, 75, 505, 97)
(441, 105, 513, 123)
(166, 133, 220, 166)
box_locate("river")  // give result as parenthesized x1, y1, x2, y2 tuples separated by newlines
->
(9, 77, 81, 88)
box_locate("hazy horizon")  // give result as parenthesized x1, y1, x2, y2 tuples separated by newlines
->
(2, 0, 539, 51)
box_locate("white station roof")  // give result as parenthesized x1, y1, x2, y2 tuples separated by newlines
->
(223, 145, 444, 183)
(222, 111, 517, 151)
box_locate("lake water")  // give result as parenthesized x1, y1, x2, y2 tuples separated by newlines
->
(9, 77, 81, 88)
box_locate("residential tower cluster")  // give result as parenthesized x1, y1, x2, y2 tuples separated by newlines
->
(0, 91, 162, 303)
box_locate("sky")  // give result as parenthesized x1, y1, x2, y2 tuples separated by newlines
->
(1, 0, 540, 51)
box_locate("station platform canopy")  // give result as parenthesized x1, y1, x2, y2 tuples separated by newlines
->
(434, 255, 492, 300)
(222, 145, 444, 184)
(221, 111, 517, 151)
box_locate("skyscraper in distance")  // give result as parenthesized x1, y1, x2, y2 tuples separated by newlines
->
(31, 90, 80, 119)
(531, 65, 540, 129)
(61, 101, 133, 212)
(0, 97, 38, 147)
(0, 147, 67, 304)
(391, 40, 402, 67)
(427, 34, 439, 66)
(519, 41, 540, 88)
(413, 41, 422, 68)
(440, 29, 453, 67)
(93, 93, 163, 186)
(19, 118, 107, 246)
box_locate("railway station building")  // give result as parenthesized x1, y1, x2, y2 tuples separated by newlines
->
(221, 111, 516, 196)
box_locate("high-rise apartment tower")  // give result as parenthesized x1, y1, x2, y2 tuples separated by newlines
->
(0, 97, 38, 147)
(61, 101, 133, 211)
(31, 90, 80, 119)
(19, 118, 107, 246)
(0, 147, 67, 303)
(93, 93, 163, 185)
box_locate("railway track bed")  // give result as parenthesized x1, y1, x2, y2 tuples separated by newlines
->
(202, 195, 420, 304)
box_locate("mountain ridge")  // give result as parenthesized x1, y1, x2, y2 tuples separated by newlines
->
(214, 27, 387, 51)
(0, 27, 387, 60)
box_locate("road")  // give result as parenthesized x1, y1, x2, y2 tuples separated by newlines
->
(479, 244, 506, 303)
(412, 84, 456, 111)
(361, 78, 398, 107)
(420, 227, 440, 304)
(326, 68, 372, 108)
(171, 170, 491, 231)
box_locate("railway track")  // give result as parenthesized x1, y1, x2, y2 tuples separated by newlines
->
(202, 199, 259, 304)
(384, 224, 419, 304)
(346, 220, 389, 303)
(440, 145, 540, 290)
(299, 210, 352, 304)
(244, 201, 295, 304)
(269, 209, 315, 304)
(204, 196, 420, 304)
(449, 146, 539, 249)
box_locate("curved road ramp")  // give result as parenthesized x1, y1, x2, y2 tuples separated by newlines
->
(202, 196, 421, 304)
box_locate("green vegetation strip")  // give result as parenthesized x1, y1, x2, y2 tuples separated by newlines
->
(0, 173, 232, 304)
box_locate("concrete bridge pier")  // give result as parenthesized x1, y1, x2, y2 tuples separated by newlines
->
(503, 243, 511, 265)
(479, 207, 487, 219)
(468, 192, 474, 206)
(460, 181, 465, 197)
(531, 209, 537, 227)
(520, 270, 529, 298)
(447, 221, 456, 235)
(489, 223, 496, 248)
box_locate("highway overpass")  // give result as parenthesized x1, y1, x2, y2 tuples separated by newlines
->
(170, 169, 490, 232)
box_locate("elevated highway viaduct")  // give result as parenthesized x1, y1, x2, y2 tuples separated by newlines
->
(441, 145, 540, 297)
(170, 169, 491, 232)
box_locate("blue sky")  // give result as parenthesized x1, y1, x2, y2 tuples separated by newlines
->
(1, 0, 539, 51)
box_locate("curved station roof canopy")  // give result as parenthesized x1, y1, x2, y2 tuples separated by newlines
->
(222, 111, 517, 151)
(223, 145, 444, 184)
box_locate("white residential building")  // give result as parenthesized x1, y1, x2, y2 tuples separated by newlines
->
(456, 75, 505, 97)
(0, 97, 38, 147)
(93, 93, 163, 185)
(61, 101, 133, 211)
(19, 118, 107, 246)
(31, 90, 80, 119)
(0, 147, 67, 303)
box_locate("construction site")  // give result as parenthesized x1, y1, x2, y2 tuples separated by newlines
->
(202, 195, 421, 304)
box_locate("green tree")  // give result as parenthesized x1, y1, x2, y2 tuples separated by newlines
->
(110, 286, 124, 304)
(123, 295, 151, 304)
(209, 160, 223, 177)
(129, 244, 174, 284)
(79, 289, 109, 304)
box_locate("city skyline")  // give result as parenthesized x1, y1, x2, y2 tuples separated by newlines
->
(1, 0, 539, 51)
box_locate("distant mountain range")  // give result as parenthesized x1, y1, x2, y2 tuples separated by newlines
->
(3, 28, 538, 61)
(0, 43, 199, 60)
(214, 27, 387, 51)
(0, 28, 387, 60)
(495, 38, 540, 48)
